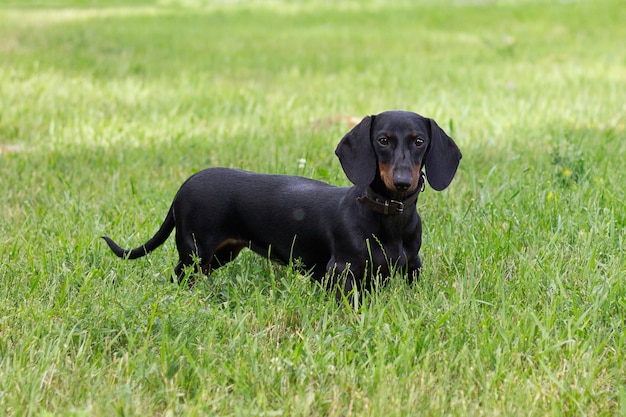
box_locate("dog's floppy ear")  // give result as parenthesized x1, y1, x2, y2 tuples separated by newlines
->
(424, 118, 462, 191)
(335, 115, 377, 186)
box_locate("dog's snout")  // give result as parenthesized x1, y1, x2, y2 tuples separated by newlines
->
(393, 172, 413, 192)
(395, 182, 411, 192)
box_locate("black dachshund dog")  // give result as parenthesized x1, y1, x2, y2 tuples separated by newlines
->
(103, 110, 461, 300)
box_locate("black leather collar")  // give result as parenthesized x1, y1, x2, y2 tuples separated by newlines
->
(357, 172, 425, 215)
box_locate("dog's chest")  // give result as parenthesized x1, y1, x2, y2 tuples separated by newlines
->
(367, 236, 410, 267)
(366, 216, 420, 266)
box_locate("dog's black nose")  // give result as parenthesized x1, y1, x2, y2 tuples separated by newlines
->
(394, 179, 412, 192)
(393, 168, 414, 191)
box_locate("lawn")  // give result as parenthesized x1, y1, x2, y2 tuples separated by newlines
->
(0, 0, 625, 415)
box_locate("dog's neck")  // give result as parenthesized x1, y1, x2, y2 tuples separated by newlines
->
(357, 172, 425, 215)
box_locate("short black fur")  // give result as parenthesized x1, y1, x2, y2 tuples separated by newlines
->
(102, 110, 462, 302)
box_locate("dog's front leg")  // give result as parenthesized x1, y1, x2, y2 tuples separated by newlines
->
(326, 260, 363, 307)
(406, 255, 422, 285)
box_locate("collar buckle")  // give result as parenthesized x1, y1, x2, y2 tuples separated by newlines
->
(357, 171, 425, 215)
(386, 200, 403, 214)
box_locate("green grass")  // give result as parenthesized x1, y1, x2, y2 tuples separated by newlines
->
(1, 0, 625, 415)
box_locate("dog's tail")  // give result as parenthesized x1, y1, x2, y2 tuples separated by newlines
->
(102, 205, 175, 260)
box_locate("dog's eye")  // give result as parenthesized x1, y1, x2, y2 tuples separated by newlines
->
(377, 137, 389, 146)
(415, 138, 424, 147)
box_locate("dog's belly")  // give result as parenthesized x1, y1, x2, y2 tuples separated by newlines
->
(246, 234, 331, 275)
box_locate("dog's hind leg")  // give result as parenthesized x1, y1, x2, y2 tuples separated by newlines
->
(171, 229, 209, 285)
(209, 238, 247, 271)
(172, 233, 247, 285)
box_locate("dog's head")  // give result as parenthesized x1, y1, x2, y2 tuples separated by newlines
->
(335, 110, 462, 194)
